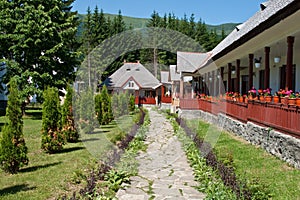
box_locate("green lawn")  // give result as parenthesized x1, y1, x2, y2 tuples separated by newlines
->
(0, 110, 136, 199)
(187, 120, 300, 199)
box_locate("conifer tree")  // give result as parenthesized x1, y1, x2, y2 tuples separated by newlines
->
(61, 85, 79, 142)
(0, 77, 28, 174)
(79, 88, 95, 133)
(128, 94, 136, 113)
(41, 87, 65, 153)
(100, 85, 113, 125)
(95, 93, 103, 125)
(111, 93, 120, 118)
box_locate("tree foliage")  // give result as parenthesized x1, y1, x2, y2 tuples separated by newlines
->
(41, 87, 65, 153)
(0, 0, 80, 103)
(0, 77, 28, 174)
(79, 8, 226, 82)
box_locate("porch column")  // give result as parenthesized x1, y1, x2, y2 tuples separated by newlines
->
(161, 85, 165, 97)
(207, 71, 211, 96)
(249, 54, 254, 89)
(220, 67, 224, 93)
(264, 47, 270, 89)
(236, 59, 240, 93)
(204, 73, 207, 95)
(180, 78, 184, 98)
(215, 70, 219, 96)
(286, 36, 294, 90)
(211, 70, 215, 96)
(228, 63, 232, 92)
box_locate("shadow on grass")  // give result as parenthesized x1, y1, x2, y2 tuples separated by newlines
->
(0, 184, 37, 196)
(91, 130, 110, 134)
(80, 138, 100, 142)
(56, 146, 85, 154)
(24, 111, 42, 120)
(101, 125, 117, 129)
(19, 161, 62, 173)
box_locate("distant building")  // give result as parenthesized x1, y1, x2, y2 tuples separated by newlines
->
(102, 61, 161, 105)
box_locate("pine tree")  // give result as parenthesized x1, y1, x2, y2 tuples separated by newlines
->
(147, 11, 161, 27)
(79, 88, 95, 133)
(112, 10, 126, 35)
(41, 87, 65, 153)
(61, 85, 79, 143)
(0, 77, 28, 174)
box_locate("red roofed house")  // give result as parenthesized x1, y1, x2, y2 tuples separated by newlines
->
(102, 61, 161, 105)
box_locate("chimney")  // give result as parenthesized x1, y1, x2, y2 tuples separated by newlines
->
(137, 60, 140, 63)
(124, 59, 126, 63)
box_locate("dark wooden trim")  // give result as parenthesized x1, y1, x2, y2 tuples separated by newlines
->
(228, 63, 232, 91)
(264, 47, 270, 89)
(249, 54, 254, 89)
(212, 1, 300, 61)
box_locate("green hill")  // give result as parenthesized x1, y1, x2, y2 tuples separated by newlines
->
(77, 13, 239, 37)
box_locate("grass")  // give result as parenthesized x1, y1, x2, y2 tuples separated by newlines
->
(0, 109, 137, 200)
(186, 119, 300, 199)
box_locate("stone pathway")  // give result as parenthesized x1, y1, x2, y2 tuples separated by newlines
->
(116, 109, 205, 200)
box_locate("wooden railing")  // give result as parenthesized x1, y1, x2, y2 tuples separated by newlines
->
(179, 98, 300, 138)
(161, 96, 172, 104)
(135, 96, 156, 105)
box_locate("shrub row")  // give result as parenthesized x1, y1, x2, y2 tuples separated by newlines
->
(174, 116, 271, 199)
(41, 86, 79, 153)
(62, 109, 147, 199)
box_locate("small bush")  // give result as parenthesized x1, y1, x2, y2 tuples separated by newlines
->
(79, 88, 95, 134)
(61, 85, 79, 142)
(41, 87, 65, 153)
(0, 77, 28, 174)
(101, 86, 113, 125)
(128, 94, 135, 112)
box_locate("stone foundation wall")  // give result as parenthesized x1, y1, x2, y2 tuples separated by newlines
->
(180, 109, 300, 169)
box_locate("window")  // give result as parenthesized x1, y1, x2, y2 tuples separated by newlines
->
(128, 81, 134, 88)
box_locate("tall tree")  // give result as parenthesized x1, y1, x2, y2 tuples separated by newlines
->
(112, 10, 126, 35)
(0, 0, 79, 104)
(0, 77, 28, 174)
(147, 11, 161, 27)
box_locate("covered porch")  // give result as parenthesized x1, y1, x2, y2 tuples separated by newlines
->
(177, 0, 300, 138)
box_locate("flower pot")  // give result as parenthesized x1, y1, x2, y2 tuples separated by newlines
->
(281, 97, 288, 105)
(245, 98, 248, 104)
(259, 95, 265, 102)
(239, 96, 244, 103)
(273, 96, 279, 103)
(296, 98, 300, 106)
(288, 98, 296, 105)
(265, 96, 272, 102)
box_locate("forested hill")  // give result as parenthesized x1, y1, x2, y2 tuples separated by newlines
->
(77, 13, 239, 36)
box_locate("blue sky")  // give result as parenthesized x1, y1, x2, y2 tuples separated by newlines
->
(72, 0, 264, 25)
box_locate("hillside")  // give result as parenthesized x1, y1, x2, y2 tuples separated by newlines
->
(77, 13, 239, 37)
